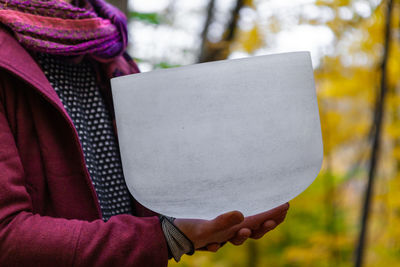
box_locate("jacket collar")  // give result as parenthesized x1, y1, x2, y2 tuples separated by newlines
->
(0, 26, 103, 218)
(0, 26, 70, 115)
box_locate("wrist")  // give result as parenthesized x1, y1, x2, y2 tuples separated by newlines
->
(159, 215, 195, 262)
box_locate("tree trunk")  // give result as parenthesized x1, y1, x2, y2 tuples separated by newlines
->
(198, 0, 216, 62)
(198, 0, 245, 63)
(354, 0, 394, 266)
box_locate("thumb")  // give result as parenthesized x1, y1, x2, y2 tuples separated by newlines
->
(210, 211, 244, 231)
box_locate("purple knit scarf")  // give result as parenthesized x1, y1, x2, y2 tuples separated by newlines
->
(0, 0, 128, 61)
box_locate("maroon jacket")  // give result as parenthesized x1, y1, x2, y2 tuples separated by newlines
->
(0, 27, 168, 266)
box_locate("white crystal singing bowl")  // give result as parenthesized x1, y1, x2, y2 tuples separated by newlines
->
(111, 51, 323, 220)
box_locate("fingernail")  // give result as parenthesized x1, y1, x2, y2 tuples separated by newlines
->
(265, 220, 276, 229)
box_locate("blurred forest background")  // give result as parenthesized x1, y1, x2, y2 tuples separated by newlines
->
(109, 0, 400, 266)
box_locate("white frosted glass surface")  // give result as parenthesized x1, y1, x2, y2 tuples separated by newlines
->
(111, 52, 323, 219)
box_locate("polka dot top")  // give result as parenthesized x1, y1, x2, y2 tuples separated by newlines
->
(35, 52, 133, 221)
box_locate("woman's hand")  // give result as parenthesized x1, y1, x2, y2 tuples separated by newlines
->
(173, 203, 289, 252)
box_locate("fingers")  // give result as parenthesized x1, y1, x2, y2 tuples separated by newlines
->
(250, 220, 277, 239)
(206, 243, 221, 252)
(241, 203, 289, 229)
(197, 242, 226, 252)
(189, 210, 244, 248)
(262, 203, 289, 217)
(249, 207, 289, 239)
(274, 212, 288, 224)
(210, 210, 244, 232)
(178, 205, 289, 251)
(228, 216, 281, 246)
(260, 203, 289, 218)
(229, 228, 252, 245)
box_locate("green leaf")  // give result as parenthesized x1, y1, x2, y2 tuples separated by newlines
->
(129, 11, 161, 25)
(154, 62, 181, 69)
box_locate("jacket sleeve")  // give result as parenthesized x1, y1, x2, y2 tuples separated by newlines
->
(0, 78, 168, 266)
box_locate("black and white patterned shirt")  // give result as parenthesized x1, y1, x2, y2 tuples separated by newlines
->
(35, 52, 133, 222)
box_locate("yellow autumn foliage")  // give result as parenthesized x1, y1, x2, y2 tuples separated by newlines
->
(169, 0, 400, 266)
